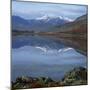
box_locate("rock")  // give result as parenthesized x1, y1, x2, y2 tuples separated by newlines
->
(12, 67, 87, 89)
(44, 77, 53, 84)
(62, 67, 87, 86)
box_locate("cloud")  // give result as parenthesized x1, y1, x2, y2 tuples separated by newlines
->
(12, 1, 87, 20)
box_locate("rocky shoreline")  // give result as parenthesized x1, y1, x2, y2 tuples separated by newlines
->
(12, 67, 87, 89)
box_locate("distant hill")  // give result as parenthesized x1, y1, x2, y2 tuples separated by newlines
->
(55, 14, 87, 33)
(12, 16, 30, 31)
(75, 14, 87, 21)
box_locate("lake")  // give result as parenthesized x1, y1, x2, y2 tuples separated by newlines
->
(12, 35, 87, 81)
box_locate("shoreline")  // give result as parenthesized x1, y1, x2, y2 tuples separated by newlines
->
(12, 67, 87, 89)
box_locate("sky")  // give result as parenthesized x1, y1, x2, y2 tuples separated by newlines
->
(12, 1, 87, 20)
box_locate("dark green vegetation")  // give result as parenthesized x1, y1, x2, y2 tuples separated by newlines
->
(12, 67, 87, 89)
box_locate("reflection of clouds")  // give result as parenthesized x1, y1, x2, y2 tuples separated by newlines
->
(12, 1, 87, 20)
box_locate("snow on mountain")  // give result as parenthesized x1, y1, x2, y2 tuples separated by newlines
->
(36, 15, 73, 22)
(64, 17, 73, 22)
(12, 15, 73, 31)
(36, 15, 50, 21)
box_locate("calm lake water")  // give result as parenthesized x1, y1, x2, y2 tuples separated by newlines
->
(12, 35, 87, 81)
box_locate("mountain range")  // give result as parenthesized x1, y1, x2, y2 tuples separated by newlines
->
(12, 15, 72, 31)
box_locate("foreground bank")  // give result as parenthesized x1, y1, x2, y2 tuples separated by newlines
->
(12, 67, 87, 89)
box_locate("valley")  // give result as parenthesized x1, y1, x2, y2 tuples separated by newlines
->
(12, 14, 87, 55)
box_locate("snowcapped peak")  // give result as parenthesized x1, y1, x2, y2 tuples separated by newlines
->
(36, 15, 73, 22)
(59, 16, 63, 19)
(59, 16, 73, 22)
(64, 17, 73, 22)
(36, 15, 61, 21)
(36, 15, 50, 20)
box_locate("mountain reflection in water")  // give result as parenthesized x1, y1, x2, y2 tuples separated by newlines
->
(12, 35, 87, 81)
